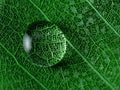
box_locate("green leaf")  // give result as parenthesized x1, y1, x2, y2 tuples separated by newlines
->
(0, 0, 120, 90)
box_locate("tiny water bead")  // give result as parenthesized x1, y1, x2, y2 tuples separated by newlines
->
(23, 21, 67, 67)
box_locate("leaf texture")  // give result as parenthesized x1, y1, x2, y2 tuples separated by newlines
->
(0, 0, 120, 90)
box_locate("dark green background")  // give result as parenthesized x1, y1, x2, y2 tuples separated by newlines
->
(0, 0, 120, 90)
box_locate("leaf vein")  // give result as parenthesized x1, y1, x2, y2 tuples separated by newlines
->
(0, 43, 48, 90)
(85, 0, 120, 38)
(28, 0, 50, 22)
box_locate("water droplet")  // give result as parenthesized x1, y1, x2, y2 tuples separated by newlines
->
(23, 21, 67, 67)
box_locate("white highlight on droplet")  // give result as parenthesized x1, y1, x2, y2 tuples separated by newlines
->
(23, 33, 32, 53)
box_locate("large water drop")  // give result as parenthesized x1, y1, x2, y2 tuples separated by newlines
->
(23, 21, 67, 67)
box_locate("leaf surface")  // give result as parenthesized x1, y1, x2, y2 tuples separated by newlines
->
(0, 0, 120, 90)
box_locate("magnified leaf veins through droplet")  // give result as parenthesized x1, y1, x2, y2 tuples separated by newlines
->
(23, 21, 67, 67)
